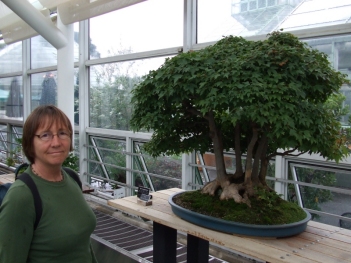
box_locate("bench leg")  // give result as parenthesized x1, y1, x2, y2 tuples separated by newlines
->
(153, 222, 177, 263)
(187, 234, 209, 263)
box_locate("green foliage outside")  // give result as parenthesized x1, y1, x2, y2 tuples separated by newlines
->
(89, 47, 142, 130)
(90, 74, 141, 130)
(5, 138, 23, 168)
(74, 76, 79, 125)
(62, 151, 79, 171)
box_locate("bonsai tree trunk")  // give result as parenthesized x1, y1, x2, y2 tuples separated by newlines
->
(202, 111, 248, 204)
(202, 122, 266, 205)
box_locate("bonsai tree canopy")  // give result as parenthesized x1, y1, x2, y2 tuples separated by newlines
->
(130, 31, 350, 205)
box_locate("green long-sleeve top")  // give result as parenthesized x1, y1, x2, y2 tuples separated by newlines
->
(0, 168, 97, 263)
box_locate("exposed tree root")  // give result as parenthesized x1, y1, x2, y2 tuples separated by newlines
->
(202, 180, 221, 196)
(201, 180, 251, 207)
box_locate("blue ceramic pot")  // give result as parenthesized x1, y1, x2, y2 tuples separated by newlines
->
(169, 191, 311, 238)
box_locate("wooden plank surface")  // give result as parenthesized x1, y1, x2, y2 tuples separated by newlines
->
(108, 188, 351, 263)
(0, 173, 15, 185)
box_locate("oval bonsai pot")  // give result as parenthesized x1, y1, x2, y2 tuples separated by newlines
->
(168, 191, 311, 238)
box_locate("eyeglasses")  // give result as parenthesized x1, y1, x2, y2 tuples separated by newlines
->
(35, 131, 70, 141)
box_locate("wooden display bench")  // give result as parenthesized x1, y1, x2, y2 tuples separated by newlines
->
(0, 173, 16, 185)
(108, 188, 351, 263)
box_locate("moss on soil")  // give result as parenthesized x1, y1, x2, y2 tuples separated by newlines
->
(173, 189, 307, 225)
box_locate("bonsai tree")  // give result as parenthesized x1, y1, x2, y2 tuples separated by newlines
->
(130, 31, 350, 206)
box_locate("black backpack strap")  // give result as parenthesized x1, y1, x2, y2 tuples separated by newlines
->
(15, 163, 29, 180)
(16, 173, 42, 230)
(63, 167, 82, 190)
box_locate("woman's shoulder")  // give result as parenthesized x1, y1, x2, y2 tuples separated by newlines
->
(6, 179, 34, 200)
(62, 168, 82, 189)
(1, 180, 34, 216)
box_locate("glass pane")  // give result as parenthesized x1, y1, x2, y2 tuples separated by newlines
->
(74, 22, 79, 63)
(7, 126, 24, 167)
(31, 36, 57, 69)
(198, 0, 238, 43)
(0, 77, 23, 119)
(198, 0, 351, 43)
(89, 0, 183, 58)
(0, 124, 7, 155)
(74, 68, 79, 125)
(319, 191, 351, 229)
(94, 137, 126, 183)
(0, 41, 22, 74)
(134, 142, 181, 192)
(88, 136, 127, 197)
(73, 132, 79, 171)
(280, 1, 351, 31)
(294, 167, 351, 227)
(304, 35, 351, 72)
(31, 25, 80, 68)
(88, 147, 103, 177)
(304, 35, 351, 124)
(89, 56, 168, 130)
(31, 71, 57, 110)
(0, 125, 23, 167)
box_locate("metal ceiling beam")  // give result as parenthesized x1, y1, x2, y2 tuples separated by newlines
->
(1, 0, 67, 49)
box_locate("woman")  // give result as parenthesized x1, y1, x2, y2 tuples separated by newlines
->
(0, 105, 97, 263)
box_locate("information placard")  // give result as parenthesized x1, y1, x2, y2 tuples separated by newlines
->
(137, 186, 150, 198)
(140, 193, 151, 201)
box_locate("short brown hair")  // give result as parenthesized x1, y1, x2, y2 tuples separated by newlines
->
(22, 105, 73, 164)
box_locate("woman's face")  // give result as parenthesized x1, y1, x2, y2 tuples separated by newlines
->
(33, 120, 71, 168)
